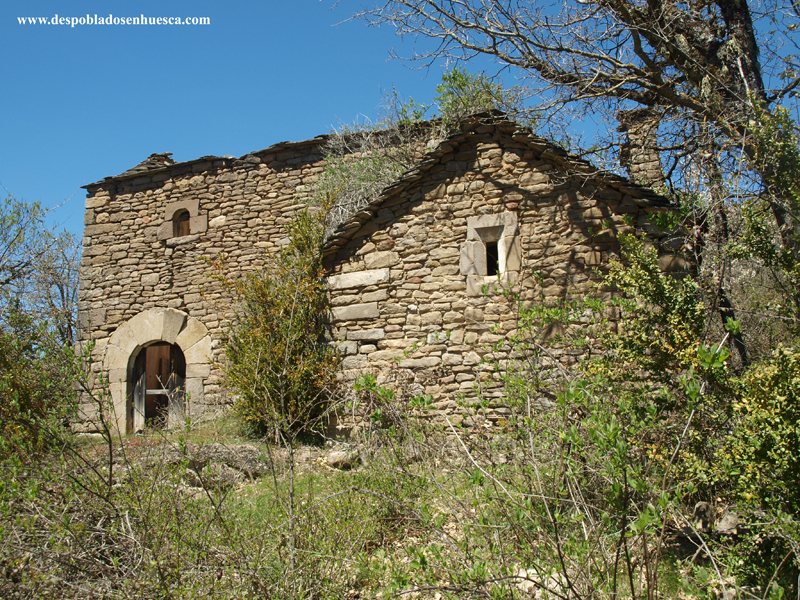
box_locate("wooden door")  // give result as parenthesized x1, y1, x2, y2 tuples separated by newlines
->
(130, 343, 186, 430)
(131, 350, 146, 432)
(145, 343, 171, 426)
(167, 344, 186, 427)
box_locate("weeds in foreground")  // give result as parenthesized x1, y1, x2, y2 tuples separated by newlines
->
(1, 377, 799, 600)
(2, 237, 799, 599)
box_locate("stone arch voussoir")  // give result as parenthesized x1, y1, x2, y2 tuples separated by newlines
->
(103, 308, 211, 431)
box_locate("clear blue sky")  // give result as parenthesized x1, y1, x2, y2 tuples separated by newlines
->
(1, 1, 467, 237)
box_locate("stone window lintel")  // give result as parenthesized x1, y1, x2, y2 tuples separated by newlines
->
(460, 211, 521, 274)
(466, 212, 519, 241)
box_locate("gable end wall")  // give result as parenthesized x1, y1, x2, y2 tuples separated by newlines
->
(323, 124, 668, 427)
(77, 144, 329, 425)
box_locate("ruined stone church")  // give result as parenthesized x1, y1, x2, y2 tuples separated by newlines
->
(77, 112, 676, 433)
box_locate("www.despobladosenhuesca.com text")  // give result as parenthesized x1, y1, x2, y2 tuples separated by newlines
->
(17, 14, 210, 27)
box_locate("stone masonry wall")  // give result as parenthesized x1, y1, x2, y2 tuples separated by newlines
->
(323, 119, 675, 431)
(78, 138, 332, 422)
(79, 115, 678, 432)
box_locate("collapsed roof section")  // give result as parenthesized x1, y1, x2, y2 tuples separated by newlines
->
(321, 110, 673, 257)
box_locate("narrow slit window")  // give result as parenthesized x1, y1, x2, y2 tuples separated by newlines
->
(486, 240, 499, 276)
(173, 210, 191, 237)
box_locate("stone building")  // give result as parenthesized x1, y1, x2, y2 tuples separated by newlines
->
(78, 112, 675, 433)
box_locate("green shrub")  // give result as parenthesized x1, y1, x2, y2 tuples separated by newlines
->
(433, 67, 530, 127)
(0, 303, 75, 458)
(722, 347, 800, 513)
(220, 209, 338, 438)
(603, 233, 706, 375)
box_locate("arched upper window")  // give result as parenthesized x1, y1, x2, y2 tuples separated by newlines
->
(157, 200, 207, 242)
(173, 209, 191, 237)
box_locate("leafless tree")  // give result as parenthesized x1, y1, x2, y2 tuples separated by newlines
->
(0, 194, 80, 345)
(351, 0, 800, 221)
(353, 0, 800, 360)
(353, 0, 796, 150)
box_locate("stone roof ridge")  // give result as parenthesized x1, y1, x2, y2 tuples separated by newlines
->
(84, 112, 503, 189)
(117, 152, 176, 177)
(248, 134, 331, 157)
(84, 136, 334, 189)
(322, 111, 675, 254)
(84, 151, 228, 188)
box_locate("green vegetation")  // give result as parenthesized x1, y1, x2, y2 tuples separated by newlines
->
(724, 348, 800, 513)
(214, 208, 338, 439)
(386, 67, 531, 128)
(0, 196, 78, 458)
(732, 105, 800, 327)
(0, 305, 75, 458)
(1, 67, 800, 597)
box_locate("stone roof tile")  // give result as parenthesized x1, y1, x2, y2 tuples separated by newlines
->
(116, 153, 176, 177)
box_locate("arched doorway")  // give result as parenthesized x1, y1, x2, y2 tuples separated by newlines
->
(130, 342, 186, 431)
(103, 308, 211, 434)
